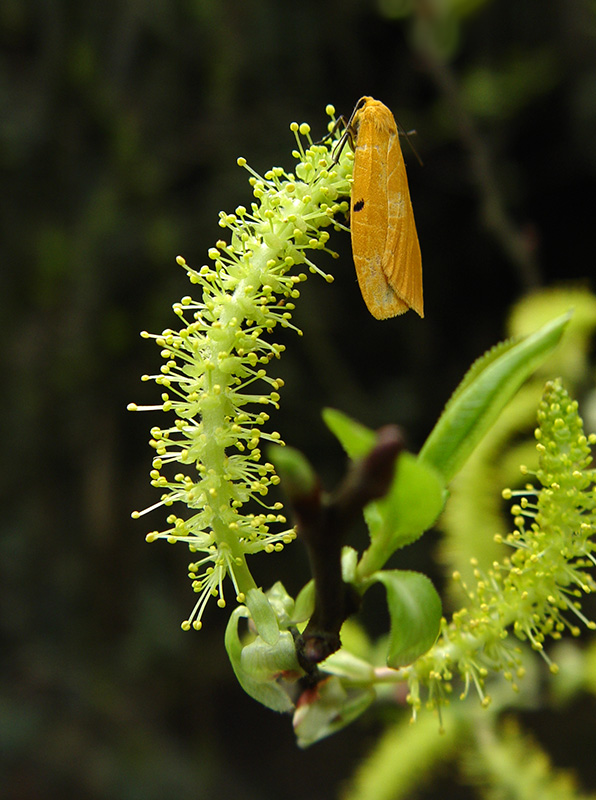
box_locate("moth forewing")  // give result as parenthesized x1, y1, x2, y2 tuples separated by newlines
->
(349, 96, 423, 320)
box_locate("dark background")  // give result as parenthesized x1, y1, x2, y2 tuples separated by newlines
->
(3, 1, 596, 798)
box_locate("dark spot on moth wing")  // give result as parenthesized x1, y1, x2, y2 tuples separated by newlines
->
(353, 198, 365, 212)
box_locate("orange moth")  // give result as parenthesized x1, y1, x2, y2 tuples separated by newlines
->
(341, 96, 423, 320)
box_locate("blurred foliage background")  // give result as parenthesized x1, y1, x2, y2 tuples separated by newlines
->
(2, 0, 596, 798)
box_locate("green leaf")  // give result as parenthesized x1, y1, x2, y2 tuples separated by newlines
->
(418, 311, 572, 483)
(320, 648, 376, 683)
(341, 546, 359, 583)
(293, 676, 376, 748)
(240, 631, 299, 682)
(292, 580, 315, 624)
(268, 443, 318, 497)
(322, 407, 376, 459)
(245, 587, 280, 645)
(358, 453, 445, 577)
(224, 606, 298, 713)
(265, 581, 296, 628)
(370, 570, 442, 667)
(323, 408, 446, 575)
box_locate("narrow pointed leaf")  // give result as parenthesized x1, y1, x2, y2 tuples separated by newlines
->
(419, 311, 571, 483)
(293, 580, 315, 624)
(245, 587, 280, 645)
(322, 407, 376, 459)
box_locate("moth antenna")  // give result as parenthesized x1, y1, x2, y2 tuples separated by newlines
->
(397, 122, 424, 167)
